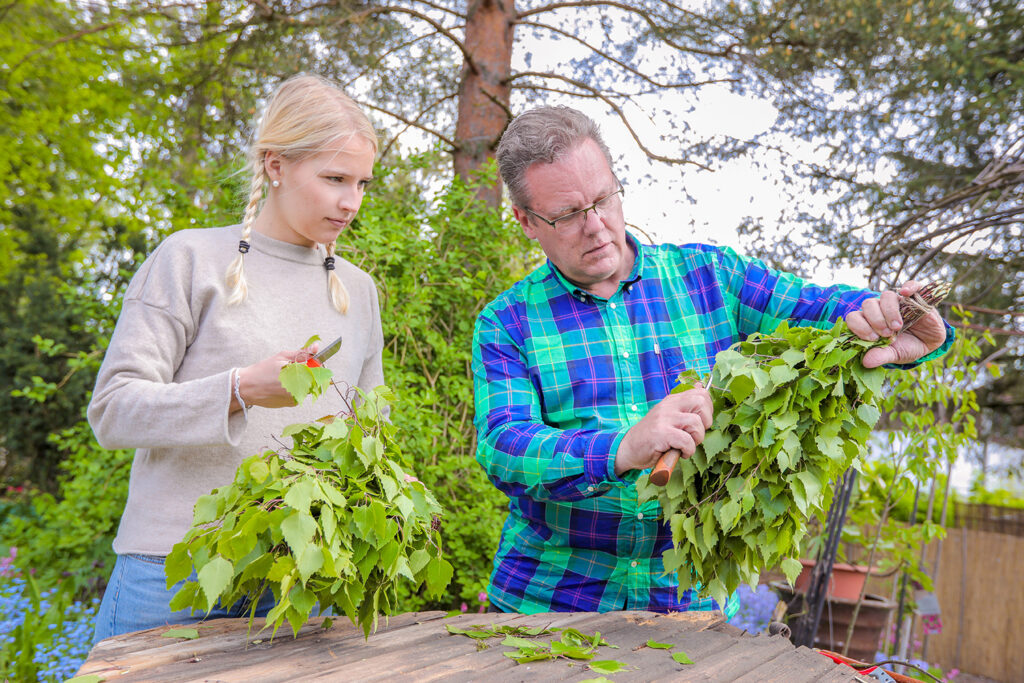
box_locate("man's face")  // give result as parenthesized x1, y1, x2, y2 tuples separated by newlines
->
(513, 138, 633, 299)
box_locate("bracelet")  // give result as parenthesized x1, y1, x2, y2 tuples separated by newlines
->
(233, 368, 250, 421)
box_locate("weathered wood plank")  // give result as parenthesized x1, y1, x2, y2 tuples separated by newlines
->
(79, 611, 445, 681)
(76, 610, 868, 682)
(731, 644, 874, 683)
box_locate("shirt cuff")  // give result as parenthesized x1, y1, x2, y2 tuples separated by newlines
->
(883, 320, 956, 371)
(581, 429, 636, 491)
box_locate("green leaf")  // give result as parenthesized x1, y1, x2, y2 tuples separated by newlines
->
(408, 548, 431, 576)
(321, 418, 351, 440)
(165, 543, 193, 588)
(589, 660, 628, 674)
(283, 478, 316, 515)
(719, 350, 752, 377)
(193, 493, 220, 525)
(726, 374, 756, 404)
(701, 430, 730, 459)
(169, 581, 200, 612)
(502, 635, 543, 650)
(672, 651, 694, 665)
(197, 557, 233, 611)
(296, 542, 325, 584)
(279, 362, 314, 403)
(506, 651, 554, 663)
(161, 627, 199, 640)
(794, 471, 823, 508)
(447, 624, 496, 639)
(769, 363, 799, 386)
(425, 557, 454, 597)
(280, 510, 318, 556)
(781, 557, 803, 585)
(289, 583, 317, 616)
(715, 499, 741, 533)
(646, 639, 674, 649)
(550, 641, 595, 660)
(247, 459, 270, 484)
(856, 402, 881, 427)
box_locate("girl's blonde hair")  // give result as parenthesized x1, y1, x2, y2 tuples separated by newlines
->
(226, 74, 378, 314)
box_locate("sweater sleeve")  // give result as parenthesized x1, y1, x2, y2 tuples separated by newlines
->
(356, 279, 385, 394)
(87, 243, 243, 450)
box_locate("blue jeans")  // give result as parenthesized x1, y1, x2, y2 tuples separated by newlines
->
(93, 553, 276, 644)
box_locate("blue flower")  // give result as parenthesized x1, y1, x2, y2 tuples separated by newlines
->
(727, 584, 780, 634)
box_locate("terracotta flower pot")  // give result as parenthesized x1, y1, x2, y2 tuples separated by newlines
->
(793, 558, 873, 602)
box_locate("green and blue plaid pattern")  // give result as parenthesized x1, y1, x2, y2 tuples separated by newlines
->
(473, 237, 952, 615)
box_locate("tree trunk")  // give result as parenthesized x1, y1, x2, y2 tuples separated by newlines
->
(453, 0, 515, 207)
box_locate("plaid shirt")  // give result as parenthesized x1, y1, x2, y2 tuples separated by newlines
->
(472, 236, 947, 615)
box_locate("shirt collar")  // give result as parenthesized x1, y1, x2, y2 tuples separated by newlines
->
(546, 232, 644, 301)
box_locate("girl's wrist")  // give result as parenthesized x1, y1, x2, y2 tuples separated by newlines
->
(232, 367, 251, 419)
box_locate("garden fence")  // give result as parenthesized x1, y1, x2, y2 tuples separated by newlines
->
(953, 502, 1024, 537)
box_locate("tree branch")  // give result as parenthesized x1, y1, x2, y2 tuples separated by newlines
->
(377, 93, 459, 162)
(508, 72, 712, 170)
(516, 1, 738, 58)
(518, 20, 738, 91)
(320, 6, 475, 72)
(355, 98, 455, 148)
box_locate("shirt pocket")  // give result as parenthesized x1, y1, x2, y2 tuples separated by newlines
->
(645, 344, 689, 401)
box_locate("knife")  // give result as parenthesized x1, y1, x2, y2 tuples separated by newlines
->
(313, 334, 343, 364)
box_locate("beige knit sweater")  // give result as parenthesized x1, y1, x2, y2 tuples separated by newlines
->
(88, 225, 384, 555)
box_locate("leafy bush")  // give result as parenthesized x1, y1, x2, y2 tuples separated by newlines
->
(0, 422, 130, 600)
(965, 473, 1024, 509)
(344, 159, 536, 610)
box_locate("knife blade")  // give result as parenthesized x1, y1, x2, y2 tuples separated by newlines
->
(313, 334, 343, 363)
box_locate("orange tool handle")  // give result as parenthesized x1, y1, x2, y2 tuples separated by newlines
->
(649, 448, 683, 486)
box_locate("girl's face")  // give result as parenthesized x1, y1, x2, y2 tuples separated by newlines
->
(262, 135, 376, 248)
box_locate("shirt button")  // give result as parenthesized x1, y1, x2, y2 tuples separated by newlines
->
(587, 485, 595, 492)
(610, 302, 617, 309)
(630, 560, 638, 568)
(630, 404, 638, 411)
(623, 351, 630, 359)
(637, 512, 644, 520)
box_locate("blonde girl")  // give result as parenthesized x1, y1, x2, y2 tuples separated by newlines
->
(89, 74, 384, 642)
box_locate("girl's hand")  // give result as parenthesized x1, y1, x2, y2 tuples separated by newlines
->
(231, 345, 319, 411)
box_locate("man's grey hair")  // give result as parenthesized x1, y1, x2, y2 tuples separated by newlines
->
(496, 106, 615, 210)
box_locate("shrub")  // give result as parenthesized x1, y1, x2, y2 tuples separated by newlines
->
(344, 158, 536, 609)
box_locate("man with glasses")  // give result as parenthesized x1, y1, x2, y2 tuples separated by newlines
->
(471, 106, 952, 615)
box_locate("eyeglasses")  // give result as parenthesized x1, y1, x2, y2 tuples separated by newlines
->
(525, 185, 624, 231)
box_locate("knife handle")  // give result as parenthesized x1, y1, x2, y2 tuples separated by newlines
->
(649, 448, 683, 486)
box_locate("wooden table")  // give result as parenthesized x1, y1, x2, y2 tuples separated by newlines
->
(77, 610, 872, 682)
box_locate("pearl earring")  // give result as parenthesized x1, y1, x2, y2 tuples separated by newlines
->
(271, 179, 280, 188)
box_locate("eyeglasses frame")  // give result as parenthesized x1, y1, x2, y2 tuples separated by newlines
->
(524, 183, 625, 231)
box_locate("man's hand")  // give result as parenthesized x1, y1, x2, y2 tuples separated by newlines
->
(614, 385, 713, 476)
(846, 280, 947, 369)
(232, 344, 319, 412)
